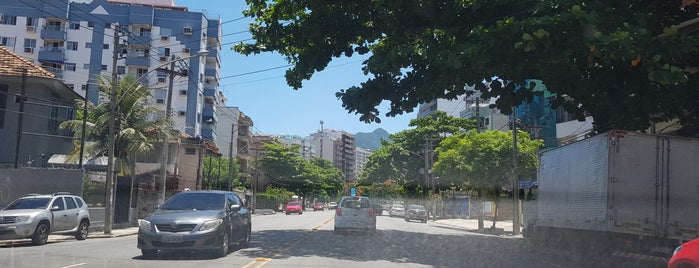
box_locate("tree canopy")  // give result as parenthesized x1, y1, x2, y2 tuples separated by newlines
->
(235, 0, 699, 136)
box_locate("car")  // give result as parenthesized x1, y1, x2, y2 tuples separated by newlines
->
(389, 204, 405, 218)
(334, 196, 377, 234)
(313, 202, 324, 211)
(0, 192, 90, 245)
(137, 190, 251, 258)
(327, 202, 338, 209)
(286, 201, 303, 215)
(669, 237, 699, 268)
(405, 204, 428, 223)
(372, 203, 384, 216)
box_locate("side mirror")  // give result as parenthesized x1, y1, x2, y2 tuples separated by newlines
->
(50, 206, 60, 211)
(155, 204, 161, 210)
(230, 204, 241, 212)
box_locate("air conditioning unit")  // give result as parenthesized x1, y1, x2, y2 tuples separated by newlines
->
(183, 27, 192, 35)
(23, 47, 33, 53)
(160, 36, 169, 42)
(26, 26, 36, 32)
(157, 77, 166, 83)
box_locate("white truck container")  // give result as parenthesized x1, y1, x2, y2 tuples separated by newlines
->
(524, 130, 699, 260)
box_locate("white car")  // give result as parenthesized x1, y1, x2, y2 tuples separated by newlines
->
(334, 196, 376, 234)
(389, 205, 405, 217)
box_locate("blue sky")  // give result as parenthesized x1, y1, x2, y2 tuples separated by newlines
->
(177, 0, 417, 137)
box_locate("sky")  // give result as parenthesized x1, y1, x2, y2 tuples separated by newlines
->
(176, 0, 418, 137)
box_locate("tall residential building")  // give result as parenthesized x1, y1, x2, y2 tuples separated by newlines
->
(276, 134, 316, 161)
(0, 0, 223, 146)
(310, 129, 356, 182)
(354, 147, 372, 180)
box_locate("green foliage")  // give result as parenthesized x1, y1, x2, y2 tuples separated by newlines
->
(202, 157, 241, 191)
(236, 1, 699, 136)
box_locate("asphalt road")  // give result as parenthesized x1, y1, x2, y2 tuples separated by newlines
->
(0, 209, 658, 268)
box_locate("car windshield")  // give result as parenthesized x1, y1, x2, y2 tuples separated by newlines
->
(341, 198, 370, 209)
(409, 205, 425, 210)
(160, 193, 224, 211)
(4, 198, 51, 210)
(288, 202, 299, 206)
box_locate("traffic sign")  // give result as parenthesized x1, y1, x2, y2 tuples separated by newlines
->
(350, 187, 356, 196)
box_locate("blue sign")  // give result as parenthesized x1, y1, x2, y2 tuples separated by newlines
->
(350, 187, 356, 196)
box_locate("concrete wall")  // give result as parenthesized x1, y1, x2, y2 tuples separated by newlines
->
(0, 168, 84, 207)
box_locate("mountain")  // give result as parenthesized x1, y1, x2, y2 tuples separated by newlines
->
(355, 128, 390, 150)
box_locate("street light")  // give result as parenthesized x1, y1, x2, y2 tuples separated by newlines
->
(159, 50, 209, 203)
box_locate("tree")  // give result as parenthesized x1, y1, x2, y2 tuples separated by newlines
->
(433, 130, 543, 230)
(235, 1, 699, 136)
(357, 111, 474, 196)
(202, 157, 242, 190)
(60, 75, 169, 175)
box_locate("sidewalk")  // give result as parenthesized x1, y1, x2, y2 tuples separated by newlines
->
(431, 218, 521, 237)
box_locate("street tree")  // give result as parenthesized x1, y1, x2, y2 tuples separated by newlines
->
(433, 130, 543, 230)
(202, 157, 242, 190)
(235, 1, 699, 136)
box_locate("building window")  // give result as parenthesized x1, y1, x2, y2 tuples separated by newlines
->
(185, 148, 196, 155)
(69, 22, 80, 30)
(0, 37, 16, 47)
(101, 65, 108, 71)
(25, 17, 37, 27)
(156, 99, 164, 104)
(66, 84, 74, 90)
(178, 111, 186, 116)
(23, 38, 36, 48)
(103, 44, 109, 49)
(65, 63, 76, 71)
(179, 90, 187, 95)
(81, 84, 88, 91)
(87, 21, 94, 27)
(136, 68, 148, 77)
(105, 22, 111, 28)
(85, 42, 91, 48)
(66, 41, 78, 51)
(0, 15, 17, 25)
(117, 66, 125, 75)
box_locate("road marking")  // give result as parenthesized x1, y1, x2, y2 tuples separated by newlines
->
(241, 258, 271, 268)
(312, 216, 335, 230)
(58, 263, 87, 268)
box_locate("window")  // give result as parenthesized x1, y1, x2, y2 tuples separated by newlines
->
(81, 84, 88, 91)
(0, 15, 17, 25)
(87, 21, 94, 27)
(105, 22, 111, 28)
(101, 65, 108, 71)
(183, 27, 192, 35)
(0, 36, 16, 47)
(103, 44, 109, 49)
(51, 198, 65, 211)
(85, 42, 91, 48)
(117, 66, 125, 75)
(69, 22, 80, 30)
(25, 17, 37, 27)
(179, 90, 187, 95)
(185, 148, 196, 155)
(75, 197, 84, 208)
(156, 99, 164, 104)
(136, 68, 148, 77)
(65, 63, 76, 71)
(23, 38, 36, 48)
(65, 197, 77, 210)
(65, 84, 74, 90)
(178, 111, 186, 116)
(66, 41, 78, 51)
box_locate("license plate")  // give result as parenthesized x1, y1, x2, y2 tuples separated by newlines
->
(161, 235, 183, 243)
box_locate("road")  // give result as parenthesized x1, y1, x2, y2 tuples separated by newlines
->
(0, 209, 656, 268)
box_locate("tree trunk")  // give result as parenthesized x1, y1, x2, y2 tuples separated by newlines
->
(491, 188, 500, 229)
(477, 188, 484, 230)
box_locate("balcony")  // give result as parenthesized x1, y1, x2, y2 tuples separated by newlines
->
(125, 52, 150, 67)
(128, 31, 152, 46)
(38, 47, 65, 63)
(40, 25, 67, 40)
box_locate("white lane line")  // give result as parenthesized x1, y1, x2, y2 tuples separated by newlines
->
(58, 263, 87, 268)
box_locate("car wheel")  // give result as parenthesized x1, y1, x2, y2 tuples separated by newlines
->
(286, 212, 290, 215)
(141, 249, 157, 258)
(404, 218, 409, 222)
(215, 231, 229, 258)
(240, 225, 251, 248)
(31, 222, 50, 245)
(75, 219, 89, 240)
(299, 212, 303, 215)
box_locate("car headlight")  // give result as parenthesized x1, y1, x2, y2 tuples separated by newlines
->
(139, 220, 152, 231)
(199, 219, 223, 232)
(673, 245, 683, 256)
(14, 215, 30, 223)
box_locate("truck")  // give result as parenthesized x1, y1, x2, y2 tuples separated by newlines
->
(523, 130, 699, 263)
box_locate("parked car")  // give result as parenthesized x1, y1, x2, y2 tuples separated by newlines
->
(0, 192, 90, 245)
(334, 196, 376, 234)
(405, 204, 428, 223)
(372, 203, 384, 216)
(389, 204, 405, 217)
(668, 237, 699, 268)
(286, 201, 303, 215)
(313, 202, 325, 211)
(137, 190, 252, 258)
(327, 202, 338, 209)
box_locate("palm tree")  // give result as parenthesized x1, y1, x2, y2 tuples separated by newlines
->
(60, 75, 170, 175)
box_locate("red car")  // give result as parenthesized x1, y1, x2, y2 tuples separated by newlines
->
(313, 202, 324, 211)
(669, 238, 699, 268)
(286, 201, 303, 215)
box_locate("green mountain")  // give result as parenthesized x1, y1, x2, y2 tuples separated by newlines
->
(355, 128, 390, 150)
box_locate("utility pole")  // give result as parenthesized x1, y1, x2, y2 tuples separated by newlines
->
(158, 54, 187, 202)
(512, 108, 520, 235)
(79, 81, 89, 169)
(228, 123, 235, 191)
(104, 24, 121, 234)
(13, 68, 27, 169)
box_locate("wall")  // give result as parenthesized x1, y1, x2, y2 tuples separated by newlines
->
(0, 168, 84, 207)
